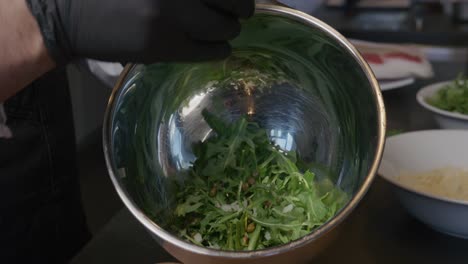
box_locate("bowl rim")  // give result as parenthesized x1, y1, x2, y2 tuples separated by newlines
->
(416, 81, 468, 121)
(379, 129, 468, 206)
(102, 3, 386, 259)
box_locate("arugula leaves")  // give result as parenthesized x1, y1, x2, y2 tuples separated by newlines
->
(168, 110, 348, 250)
(427, 74, 468, 115)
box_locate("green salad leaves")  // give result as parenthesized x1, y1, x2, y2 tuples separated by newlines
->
(169, 110, 348, 250)
(427, 74, 468, 115)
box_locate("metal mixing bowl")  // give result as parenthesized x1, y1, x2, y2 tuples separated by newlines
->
(103, 4, 386, 264)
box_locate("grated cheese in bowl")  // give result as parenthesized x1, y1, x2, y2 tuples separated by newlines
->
(395, 167, 468, 201)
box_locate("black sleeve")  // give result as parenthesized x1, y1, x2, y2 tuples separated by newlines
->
(26, 0, 72, 65)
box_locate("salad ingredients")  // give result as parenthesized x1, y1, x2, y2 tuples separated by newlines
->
(387, 129, 404, 137)
(168, 110, 348, 250)
(426, 75, 468, 115)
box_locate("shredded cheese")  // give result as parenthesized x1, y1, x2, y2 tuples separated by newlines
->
(396, 167, 468, 201)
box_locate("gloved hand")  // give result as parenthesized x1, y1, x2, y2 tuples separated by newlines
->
(26, 0, 255, 65)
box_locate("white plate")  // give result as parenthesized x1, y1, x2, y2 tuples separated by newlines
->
(379, 77, 415, 91)
(416, 81, 468, 129)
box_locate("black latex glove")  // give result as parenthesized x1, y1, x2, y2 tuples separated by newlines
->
(26, 0, 255, 65)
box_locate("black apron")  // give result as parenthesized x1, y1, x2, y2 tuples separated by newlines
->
(0, 68, 91, 263)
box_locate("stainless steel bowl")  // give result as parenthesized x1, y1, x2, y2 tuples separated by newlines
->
(103, 4, 386, 264)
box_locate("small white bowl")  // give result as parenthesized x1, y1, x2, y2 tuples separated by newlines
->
(416, 81, 468, 129)
(378, 130, 468, 239)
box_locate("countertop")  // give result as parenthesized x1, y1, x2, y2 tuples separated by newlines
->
(311, 6, 468, 46)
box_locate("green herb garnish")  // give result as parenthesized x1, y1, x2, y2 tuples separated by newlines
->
(168, 110, 348, 250)
(387, 129, 404, 137)
(426, 74, 468, 115)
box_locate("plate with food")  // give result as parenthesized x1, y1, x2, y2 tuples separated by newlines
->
(417, 75, 468, 129)
(379, 77, 415, 91)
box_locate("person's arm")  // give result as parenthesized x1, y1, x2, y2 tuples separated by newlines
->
(0, 0, 55, 101)
(1, 0, 254, 101)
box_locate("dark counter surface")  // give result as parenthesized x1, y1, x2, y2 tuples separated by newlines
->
(310, 5, 468, 46)
(72, 61, 468, 264)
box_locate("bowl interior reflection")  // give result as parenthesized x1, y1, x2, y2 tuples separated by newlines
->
(108, 13, 380, 236)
